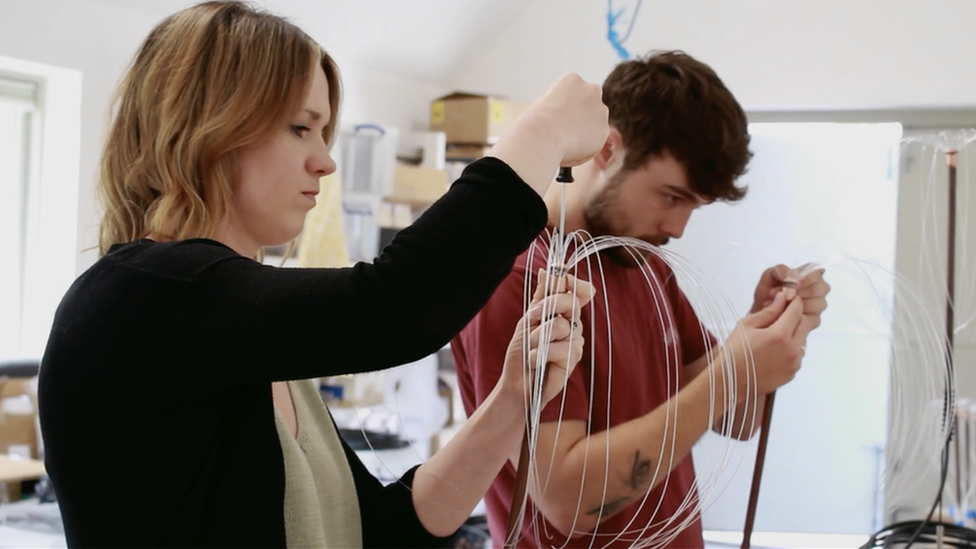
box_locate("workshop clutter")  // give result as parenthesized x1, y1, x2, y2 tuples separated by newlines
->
(429, 92, 526, 162)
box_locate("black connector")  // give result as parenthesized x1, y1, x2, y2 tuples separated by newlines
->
(556, 167, 574, 183)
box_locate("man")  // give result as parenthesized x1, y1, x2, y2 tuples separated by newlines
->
(451, 50, 830, 549)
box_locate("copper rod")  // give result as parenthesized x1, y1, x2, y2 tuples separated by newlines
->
(947, 150, 957, 357)
(741, 391, 776, 549)
(741, 278, 797, 548)
(946, 150, 959, 514)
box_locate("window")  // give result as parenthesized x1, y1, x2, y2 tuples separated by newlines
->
(0, 76, 38, 356)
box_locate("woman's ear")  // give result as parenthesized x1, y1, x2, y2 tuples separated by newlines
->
(592, 127, 625, 172)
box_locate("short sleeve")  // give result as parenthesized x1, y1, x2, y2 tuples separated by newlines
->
(667, 274, 718, 365)
(452, 263, 527, 409)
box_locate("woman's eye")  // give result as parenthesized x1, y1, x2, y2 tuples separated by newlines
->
(291, 125, 310, 137)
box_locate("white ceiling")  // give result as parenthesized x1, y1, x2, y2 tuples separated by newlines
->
(86, 0, 531, 84)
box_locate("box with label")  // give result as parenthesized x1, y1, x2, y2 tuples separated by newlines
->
(386, 165, 449, 206)
(429, 92, 525, 145)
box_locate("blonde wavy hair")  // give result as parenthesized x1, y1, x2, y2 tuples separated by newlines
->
(97, 0, 341, 256)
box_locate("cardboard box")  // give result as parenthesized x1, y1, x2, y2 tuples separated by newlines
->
(0, 378, 37, 460)
(429, 92, 525, 145)
(445, 144, 491, 161)
(0, 454, 45, 485)
(0, 377, 40, 501)
(386, 165, 449, 206)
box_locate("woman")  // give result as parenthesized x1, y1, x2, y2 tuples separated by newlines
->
(37, 1, 606, 548)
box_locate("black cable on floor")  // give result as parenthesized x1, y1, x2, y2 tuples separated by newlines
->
(862, 396, 958, 549)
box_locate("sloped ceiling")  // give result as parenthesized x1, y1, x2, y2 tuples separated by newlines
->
(86, 0, 531, 84)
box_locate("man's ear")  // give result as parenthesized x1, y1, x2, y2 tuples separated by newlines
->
(593, 127, 625, 172)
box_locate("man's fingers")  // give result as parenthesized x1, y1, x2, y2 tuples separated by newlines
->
(797, 279, 830, 299)
(745, 292, 787, 329)
(801, 296, 827, 316)
(771, 295, 804, 333)
(768, 264, 794, 284)
(798, 263, 825, 280)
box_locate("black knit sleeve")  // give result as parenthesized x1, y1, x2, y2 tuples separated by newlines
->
(189, 156, 548, 382)
(342, 438, 456, 548)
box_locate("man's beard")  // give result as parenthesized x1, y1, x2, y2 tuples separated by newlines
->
(581, 173, 669, 268)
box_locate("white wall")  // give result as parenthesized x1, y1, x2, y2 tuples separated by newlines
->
(0, 0, 446, 277)
(447, 0, 976, 111)
(0, 0, 159, 275)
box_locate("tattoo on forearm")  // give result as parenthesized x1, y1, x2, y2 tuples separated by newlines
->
(586, 496, 631, 517)
(628, 450, 652, 490)
(585, 451, 654, 519)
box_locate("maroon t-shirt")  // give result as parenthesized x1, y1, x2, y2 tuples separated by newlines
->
(452, 233, 716, 548)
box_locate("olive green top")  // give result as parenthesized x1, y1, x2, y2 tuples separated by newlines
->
(273, 379, 362, 548)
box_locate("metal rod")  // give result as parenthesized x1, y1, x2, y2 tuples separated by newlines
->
(946, 150, 957, 364)
(741, 392, 776, 549)
(946, 150, 959, 521)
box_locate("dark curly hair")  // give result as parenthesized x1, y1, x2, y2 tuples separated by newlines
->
(602, 50, 752, 202)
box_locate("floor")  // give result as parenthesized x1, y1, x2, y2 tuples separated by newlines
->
(0, 499, 64, 548)
(0, 525, 64, 548)
(702, 529, 870, 548)
(0, 498, 874, 549)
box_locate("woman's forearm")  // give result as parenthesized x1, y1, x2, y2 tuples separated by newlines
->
(411, 384, 524, 537)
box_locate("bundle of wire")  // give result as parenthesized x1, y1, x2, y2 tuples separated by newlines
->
(502, 227, 954, 549)
(860, 520, 976, 549)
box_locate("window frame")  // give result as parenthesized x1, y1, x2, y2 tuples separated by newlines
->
(0, 74, 40, 356)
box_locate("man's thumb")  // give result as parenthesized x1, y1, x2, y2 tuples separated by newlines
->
(745, 292, 786, 329)
(771, 293, 804, 332)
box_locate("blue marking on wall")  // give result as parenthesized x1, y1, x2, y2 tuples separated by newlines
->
(606, 0, 643, 61)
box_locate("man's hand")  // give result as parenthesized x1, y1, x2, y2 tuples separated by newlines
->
(751, 264, 830, 342)
(751, 264, 797, 314)
(725, 292, 806, 397)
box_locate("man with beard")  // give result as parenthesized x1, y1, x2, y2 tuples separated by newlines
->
(450, 50, 831, 549)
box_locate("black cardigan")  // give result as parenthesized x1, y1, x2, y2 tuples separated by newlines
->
(37, 157, 549, 548)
